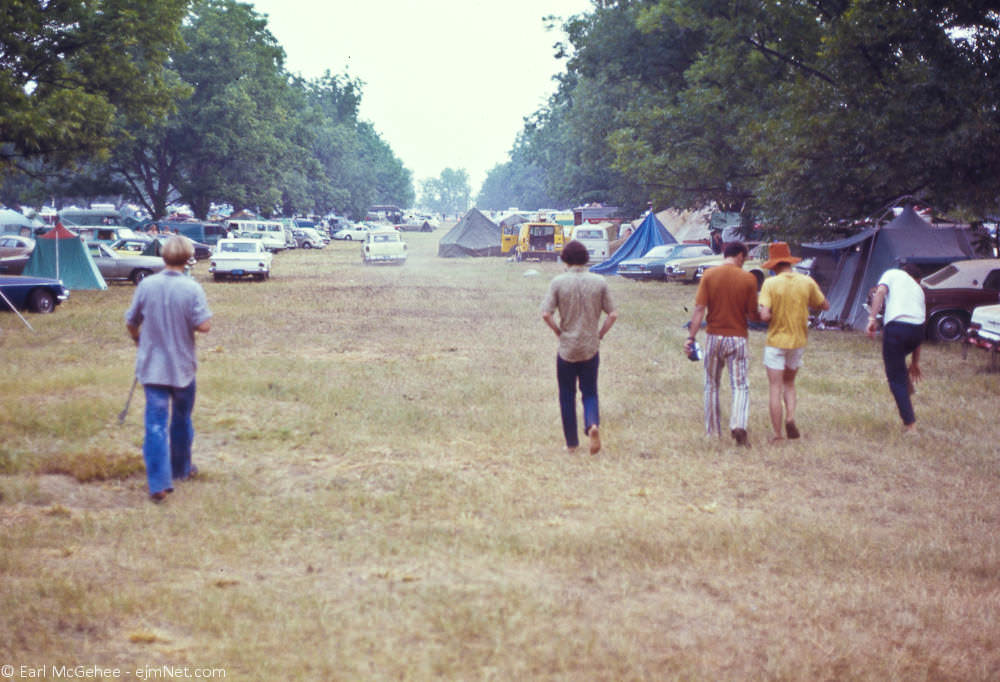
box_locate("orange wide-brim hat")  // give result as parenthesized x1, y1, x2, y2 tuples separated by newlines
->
(762, 241, 801, 269)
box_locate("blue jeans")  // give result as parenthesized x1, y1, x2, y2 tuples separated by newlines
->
(556, 353, 600, 448)
(882, 321, 924, 425)
(143, 381, 197, 494)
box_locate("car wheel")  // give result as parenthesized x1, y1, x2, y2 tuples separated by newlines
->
(303, 242, 312, 249)
(929, 311, 968, 342)
(345, 235, 352, 240)
(131, 269, 152, 284)
(28, 288, 55, 313)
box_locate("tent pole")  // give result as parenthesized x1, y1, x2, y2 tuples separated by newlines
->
(0, 288, 35, 332)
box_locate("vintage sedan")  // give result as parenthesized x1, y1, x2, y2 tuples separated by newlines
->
(332, 223, 373, 241)
(138, 235, 212, 261)
(666, 242, 766, 287)
(617, 243, 716, 281)
(210, 238, 272, 281)
(920, 259, 1000, 341)
(87, 242, 166, 284)
(362, 229, 407, 265)
(0, 235, 35, 275)
(0, 274, 69, 313)
(966, 303, 1000, 362)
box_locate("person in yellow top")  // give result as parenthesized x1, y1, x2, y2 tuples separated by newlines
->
(757, 243, 829, 443)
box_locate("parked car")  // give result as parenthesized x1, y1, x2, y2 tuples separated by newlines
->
(665, 242, 766, 287)
(0, 235, 35, 275)
(0, 274, 69, 313)
(920, 259, 1000, 341)
(966, 303, 1000, 357)
(210, 238, 273, 281)
(138, 235, 212, 261)
(617, 243, 715, 281)
(333, 224, 372, 241)
(362, 229, 407, 265)
(87, 242, 166, 284)
(294, 227, 327, 249)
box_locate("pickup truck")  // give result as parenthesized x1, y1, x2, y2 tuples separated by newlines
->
(209, 239, 273, 281)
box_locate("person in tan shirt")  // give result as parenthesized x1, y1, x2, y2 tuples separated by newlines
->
(541, 240, 618, 454)
(684, 241, 759, 446)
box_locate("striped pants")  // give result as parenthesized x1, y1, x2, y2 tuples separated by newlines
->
(703, 334, 750, 436)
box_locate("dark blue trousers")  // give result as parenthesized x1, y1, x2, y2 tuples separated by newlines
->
(882, 321, 924, 425)
(557, 353, 600, 448)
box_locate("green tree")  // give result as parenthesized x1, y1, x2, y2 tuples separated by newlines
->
(113, 0, 298, 219)
(0, 0, 189, 176)
(420, 168, 471, 216)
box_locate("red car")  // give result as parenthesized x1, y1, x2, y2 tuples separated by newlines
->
(920, 259, 1000, 341)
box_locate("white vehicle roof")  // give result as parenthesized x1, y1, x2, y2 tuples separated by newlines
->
(922, 259, 1000, 289)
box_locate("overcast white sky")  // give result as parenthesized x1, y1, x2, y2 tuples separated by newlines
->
(250, 0, 593, 193)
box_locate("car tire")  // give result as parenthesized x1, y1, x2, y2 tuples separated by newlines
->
(303, 243, 312, 249)
(131, 269, 152, 285)
(929, 311, 968, 342)
(28, 288, 55, 314)
(344, 235, 352, 240)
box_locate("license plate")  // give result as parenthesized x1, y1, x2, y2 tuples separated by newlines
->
(232, 269, 245, 275)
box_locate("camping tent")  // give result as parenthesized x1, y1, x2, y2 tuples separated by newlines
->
(801, 205, 977, 329)
(438, 208, 502, 257)
(589, 211, 676, 275)
(22, 224, 107, 290)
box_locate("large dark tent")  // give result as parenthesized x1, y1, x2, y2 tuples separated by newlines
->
(438, 208, 502, 257)
(23, 224, 107, 290)
(802, 205, 977, 330)
(589, 211, 676, 275)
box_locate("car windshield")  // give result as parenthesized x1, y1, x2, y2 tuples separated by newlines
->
(674, 245, 712, 258)
(922, 264, 958, 286)
(373, 234, 397, 242)
(576, 229, 603, 239)
(642, 245, 673, 258)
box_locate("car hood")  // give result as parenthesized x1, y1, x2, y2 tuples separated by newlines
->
(0, 274, 65, 286)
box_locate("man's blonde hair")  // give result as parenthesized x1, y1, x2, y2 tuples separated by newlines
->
(161, 235, 194, 266)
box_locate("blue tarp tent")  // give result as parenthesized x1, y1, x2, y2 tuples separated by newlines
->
(589, 212, 676, 275)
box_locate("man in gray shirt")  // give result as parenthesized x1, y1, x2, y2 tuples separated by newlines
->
(125, 236, 212, 502)
(541, 240, 618, 454)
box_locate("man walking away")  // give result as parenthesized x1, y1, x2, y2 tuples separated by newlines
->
(125, 236, 212, 502)
(757, 242, 830, 443)
(541, 240, 618, 454)
(866, 263, 925, 433)
(683, 242, 759, 447)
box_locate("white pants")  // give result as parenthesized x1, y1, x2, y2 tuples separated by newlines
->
(703, 334, 750, 436)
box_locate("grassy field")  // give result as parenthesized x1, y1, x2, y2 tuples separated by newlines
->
(2, 229, 999, 681)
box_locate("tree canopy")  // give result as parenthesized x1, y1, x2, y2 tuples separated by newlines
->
(0, 0, 413, 220)
(510, 0, 1000, 235)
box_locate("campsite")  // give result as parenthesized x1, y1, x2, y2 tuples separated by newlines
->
(2, 226, 999, 680)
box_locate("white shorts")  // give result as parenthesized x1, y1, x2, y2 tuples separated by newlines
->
(764, 345, 806, 371)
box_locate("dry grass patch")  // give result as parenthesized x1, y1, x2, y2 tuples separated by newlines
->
(2, 231, 999, 680)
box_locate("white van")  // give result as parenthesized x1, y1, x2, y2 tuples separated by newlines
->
(226, 219, 285, 252)
(571, 222, 617, 261)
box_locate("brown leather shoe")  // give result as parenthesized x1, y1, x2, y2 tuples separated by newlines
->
(785, 421, 800, 439)
(731, 428, 751, 448)
(150, 491, 168, 503)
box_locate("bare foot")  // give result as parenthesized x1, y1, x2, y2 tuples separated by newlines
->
(588, 425, 601, 455)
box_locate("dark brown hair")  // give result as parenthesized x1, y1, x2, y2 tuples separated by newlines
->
(561, 239, 590, 266)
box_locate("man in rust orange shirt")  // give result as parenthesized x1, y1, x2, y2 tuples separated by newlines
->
(683, 241, 759, 446)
